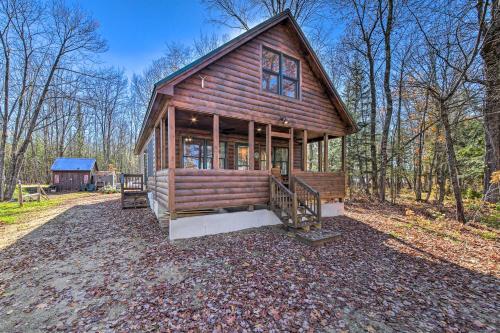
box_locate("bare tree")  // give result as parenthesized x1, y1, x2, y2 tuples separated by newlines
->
(193, 32, 229, 57)
(0, 0, 106, 200)
(349, 0, 380, 197)
(203, 0, 323, 31)
(88, 69, 127, 166)
(377, 0, 394, 201)
(479, 0, 499, 202)
(203, 0, 253, 30)
(409, 0, 489, 221)
(131, 42, 193, 108)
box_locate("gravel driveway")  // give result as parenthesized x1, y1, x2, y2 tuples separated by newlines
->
(0, 194, 498, 332)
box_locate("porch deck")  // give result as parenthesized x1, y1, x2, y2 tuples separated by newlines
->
(147, 168, 345, 220)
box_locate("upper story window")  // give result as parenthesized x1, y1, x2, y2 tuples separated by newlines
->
(262, 47, 299, 99)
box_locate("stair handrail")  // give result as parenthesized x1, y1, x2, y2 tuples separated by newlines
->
(291, 176, 321, 223)
(270, 175, 297, 226)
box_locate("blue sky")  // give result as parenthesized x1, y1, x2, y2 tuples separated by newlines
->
(76, 1, 341, 80)
(78, 0, 228, 78)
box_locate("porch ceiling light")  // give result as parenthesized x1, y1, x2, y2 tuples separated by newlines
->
(257, 127, 262, 132)
(191, 116, 197, 123)
(281, 117, 289, 125)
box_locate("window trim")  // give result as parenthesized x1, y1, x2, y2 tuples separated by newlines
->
(261, 46, 300, 99)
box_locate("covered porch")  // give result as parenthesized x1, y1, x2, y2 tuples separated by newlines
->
(146, 106, 346, 222)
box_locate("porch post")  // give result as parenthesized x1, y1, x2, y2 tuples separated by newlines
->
(341, 136, 346, 172)
(248, 121, 254, 170)
(302, 130, 308, 171)
(341, 135, 347, 203)
(318, 140, 322, 172)
(289, 128, 294, 176)
(323, 133, 329, 172)
(160, 115, 167, 169)
(167, 105, 176, 219)
(266, 124, 272, 171)
(213, 115, 220, 169)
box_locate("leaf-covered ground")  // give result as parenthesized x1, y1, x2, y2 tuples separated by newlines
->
(0, 194, 498, 332)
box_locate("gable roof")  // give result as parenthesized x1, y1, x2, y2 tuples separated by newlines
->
(135, 9, 357, 154)
(51, 158, 97, 172)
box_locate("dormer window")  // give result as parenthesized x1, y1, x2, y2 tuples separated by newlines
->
(262, 47, 299, 99)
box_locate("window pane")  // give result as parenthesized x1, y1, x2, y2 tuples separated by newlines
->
(220, 142, 226, 158)
(283, 56, 298, 79)
(262, 49, 279, 72)
(262, 72, 278, 93)
(283, 78, 298, 98)
(183, 138, 201, 156)
(237, 145, 249, 170)
(206, 143, 212, 157)
(260, 148, 267, 170)
(183, 157, 200, 169)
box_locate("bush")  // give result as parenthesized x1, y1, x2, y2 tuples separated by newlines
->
(464, 188, 482, 199)
(99, 185, 119, 194)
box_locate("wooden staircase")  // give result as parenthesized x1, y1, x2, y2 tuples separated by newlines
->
(269, 175, 321, 231)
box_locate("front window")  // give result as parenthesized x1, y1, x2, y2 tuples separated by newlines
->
(262, 48, 299, 99)
(219, 142, 227, 168)
(182, 137, 227, 169)
(183, 137, 204, 169)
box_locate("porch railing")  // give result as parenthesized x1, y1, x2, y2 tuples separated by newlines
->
(270, 175, 297, 227)
(122, 174, 144, 191)
(291, 176, 321, 225)
(121, 174, 148, 209)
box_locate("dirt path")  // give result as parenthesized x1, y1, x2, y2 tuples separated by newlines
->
(0, 195, 498, 332)
(0, 194, 109, 250)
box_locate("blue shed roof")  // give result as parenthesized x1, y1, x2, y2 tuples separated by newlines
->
(51, 158, 97, 172)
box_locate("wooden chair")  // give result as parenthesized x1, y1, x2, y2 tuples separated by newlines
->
(271, 167, 283, 182)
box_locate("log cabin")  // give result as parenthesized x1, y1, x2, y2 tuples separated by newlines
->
(134, 10, 357, 240)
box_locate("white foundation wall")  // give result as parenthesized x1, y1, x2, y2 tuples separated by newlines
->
(169, 209, 282, 240)
(321, 202, 344, 217)
(147, 192, 160, 218)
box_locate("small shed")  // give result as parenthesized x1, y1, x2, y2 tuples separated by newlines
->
(95, 170, 116, 189)
(51, 157, 98, 191)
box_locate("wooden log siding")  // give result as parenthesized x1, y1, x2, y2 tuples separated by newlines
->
(293, 171, 346, 201)
(172, 23, 348, 136)
(147, 174, 155, 191)
(174, 169, 269, 210)
(156, 169, 169, 209)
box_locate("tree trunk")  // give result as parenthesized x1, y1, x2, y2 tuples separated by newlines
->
(0, 36, 10, 201)
(396, 62, 404, 195)
(368, 47, 378, 197)
(3, 49, 64, 199)
(378, 0, 394, 202)
(425, 138, 439, 202)
(439, 100, 466, 222)
(481, 0, 500, 202)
